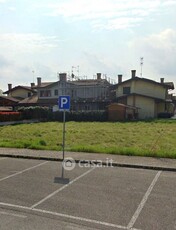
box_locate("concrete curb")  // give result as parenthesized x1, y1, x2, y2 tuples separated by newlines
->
(1, 153, 176, 172)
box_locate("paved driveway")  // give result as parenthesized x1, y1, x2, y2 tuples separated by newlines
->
(0, 157, 175, 230)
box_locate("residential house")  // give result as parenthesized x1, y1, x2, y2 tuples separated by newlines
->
(3, 84, 36, 99)
(1, 72, 113, 111)
(114, 70, 175, 119)
(2, 69, 174, 119)
(18, 78, 59, 107)
(1, 84, 36, 109)
(0, 96, 20, 110)
(70, 73, 111, 111)
(33, 73, 112, 111)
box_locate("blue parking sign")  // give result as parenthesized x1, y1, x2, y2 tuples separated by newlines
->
(58, 96, 70, 111)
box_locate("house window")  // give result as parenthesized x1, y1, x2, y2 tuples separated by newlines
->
(45, 90, 51, 97)
(28, 92, 31, 97)
(40, 90, 51, 97)
(40, 91, 45, 97)
(54, 89, 58, 96)
(123, 87, 131, 95)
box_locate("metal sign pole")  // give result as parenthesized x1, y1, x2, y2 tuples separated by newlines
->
(62, 110, 66, 161)
(58, 95, 70, 161)
(55, 96, 70, 184)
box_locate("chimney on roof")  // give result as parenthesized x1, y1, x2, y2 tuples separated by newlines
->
(8, 84, 12, 91)
(97, 73, 101, 80)
(160, 78, 164, 83)
(131, 70, 136, 78)
(118, 74, 122, 83)
(37, 77, 41, 86)
(59, 73, 67, 82)
(31, 83, 35, 88)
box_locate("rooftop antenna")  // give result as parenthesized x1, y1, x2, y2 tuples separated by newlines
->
(71, 66, 79, 80)
(32, 70, 35, 83)
(77, 65, 79, 78)
(140, 57, 144, 77)
(71, 66, 74, 80)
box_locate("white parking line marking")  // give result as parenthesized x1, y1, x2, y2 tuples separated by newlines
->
(127, 171, 162, 229)
(0, 202, 28, 210)
(0, 201, 141, 230)
(0, 211, 27, 218)
(0, 161, 48, 182)
(31, 167, 96, 209)
(32, 208, 128, 229)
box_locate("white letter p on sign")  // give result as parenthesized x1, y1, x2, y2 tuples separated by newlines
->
(58, 96, 70, 110)
(61, 97, 68, 108)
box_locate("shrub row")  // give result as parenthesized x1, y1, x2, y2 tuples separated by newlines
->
(18, 106, 108, 122)
(158, 112, 173, 118)
(18, 106, 50, 120)
(0, 112, 22, 122)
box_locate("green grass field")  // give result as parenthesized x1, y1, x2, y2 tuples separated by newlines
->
(0, 120, 176, 158)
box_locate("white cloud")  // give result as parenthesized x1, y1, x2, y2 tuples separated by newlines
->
(144, 29, 176, 50)
(38, 0, 175, 30)
(7, 6, 16, 11)
(0, 33, 61, 89)
(1, 0, 176, 91)
(0, 55, 55, 90)
(44, 0, 157, 18)
(0, 55, 11, 68)
(162, 0, 176, 6)
(130, 29, 176, 77)
(0, 33, 61, 54)
(100, 17, 143, 30)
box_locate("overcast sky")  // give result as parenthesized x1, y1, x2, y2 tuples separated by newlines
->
(0, 0, 176, 93)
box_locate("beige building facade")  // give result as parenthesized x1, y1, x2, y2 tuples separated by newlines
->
(116, 70, 174, 119)
(3, 85, 35, 99)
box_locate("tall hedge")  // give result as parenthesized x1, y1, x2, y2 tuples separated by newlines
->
(18, 106, 51, 120)
(18, 107, 108, 122)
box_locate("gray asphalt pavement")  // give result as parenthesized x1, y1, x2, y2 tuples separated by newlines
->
(0, 155, 175, 230)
